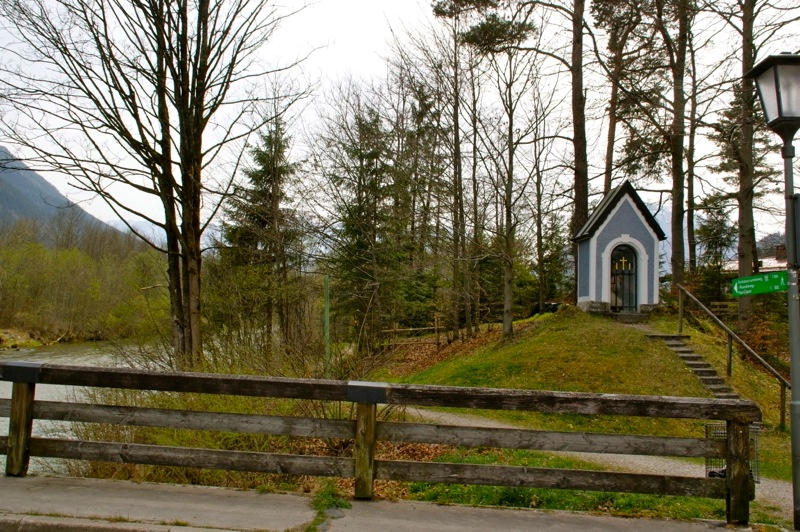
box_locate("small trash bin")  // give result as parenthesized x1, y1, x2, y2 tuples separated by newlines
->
(705, 423, 760, 483)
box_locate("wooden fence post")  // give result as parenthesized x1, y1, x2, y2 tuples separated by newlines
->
(780, 383, 787, 431)
(6, 381, 36, 477)
(725, 419, 752, 525)
(347, 381, 387, 500)
(3, 362, 41, 477)
(435, 315, 440, 351)
(354, 402, 377, 499)
(726, 334, 733, 377)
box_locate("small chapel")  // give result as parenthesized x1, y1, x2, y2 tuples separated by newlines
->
(572, 180, 666, 314)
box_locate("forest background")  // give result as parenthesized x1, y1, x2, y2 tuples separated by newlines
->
(0, 0, 799, 375)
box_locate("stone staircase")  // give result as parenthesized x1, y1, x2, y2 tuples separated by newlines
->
(612, 312, 649, 324)
(647, 334, 740, 399)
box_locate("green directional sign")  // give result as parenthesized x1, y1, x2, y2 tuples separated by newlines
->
(731, 271, 789, 297)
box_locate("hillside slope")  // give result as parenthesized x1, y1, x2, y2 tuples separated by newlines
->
(380, 306, 788, 476)
(388, 307, 710, 398)
(0, 145, 107, 228)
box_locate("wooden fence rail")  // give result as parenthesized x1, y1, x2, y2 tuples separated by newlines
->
(0, 362, 761, 525)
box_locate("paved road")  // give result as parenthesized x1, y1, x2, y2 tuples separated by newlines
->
(0, 476, 741, 531)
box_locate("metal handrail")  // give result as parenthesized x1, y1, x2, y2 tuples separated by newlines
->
(677, 284, 790, 429)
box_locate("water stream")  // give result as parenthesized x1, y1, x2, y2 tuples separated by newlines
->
(0, 342, 115, 399)
(0, 342, 116, 457)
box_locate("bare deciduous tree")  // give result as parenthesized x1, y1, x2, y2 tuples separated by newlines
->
(0, 0, 304, 368)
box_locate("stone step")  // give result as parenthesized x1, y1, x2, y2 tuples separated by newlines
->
(707, 384, 734, 393)
(666, 345, 693, 352)
(646, 334, 691, 341)
(664, 339, 688, 345)
(714, 393, 740, 399)
(614, 313, 648, 324)
(649, 334, 740, 403)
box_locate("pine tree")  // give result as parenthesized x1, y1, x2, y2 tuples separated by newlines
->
(219, 119, 301, 353)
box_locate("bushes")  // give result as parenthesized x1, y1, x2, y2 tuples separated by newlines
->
(0, 225, 166, 342)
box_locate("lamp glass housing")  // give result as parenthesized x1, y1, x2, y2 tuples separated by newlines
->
(778, 64, 800, 118)
(756, 67, 779, 123)
(747, 55, 800, 136)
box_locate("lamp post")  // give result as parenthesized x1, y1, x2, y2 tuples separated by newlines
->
(746, 52, 800, 530)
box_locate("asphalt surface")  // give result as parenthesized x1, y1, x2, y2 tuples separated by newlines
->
(0, 475, 749, 531)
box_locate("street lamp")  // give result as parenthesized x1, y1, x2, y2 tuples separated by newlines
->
(746, 52, 800, 530)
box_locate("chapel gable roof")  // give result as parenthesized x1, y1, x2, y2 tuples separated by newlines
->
(572, 180, 666, 242)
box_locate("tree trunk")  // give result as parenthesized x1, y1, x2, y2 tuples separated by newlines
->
(175, 0, 206, 369)
(536, 175, 546, 312)
(657, 0, 688, 289)
(687, 42, 699, 275)
(503, 78, 515, 338)
(604, 76, 620, 195)
(737, 0, 756, 328)
(603, 26, 625, 195)
(166, 225, 187, 368)
(469, 62, 483, 335)
(180, 159, 204, 368)
(571, 0, 589, 296)
(450, 24, 465, 341)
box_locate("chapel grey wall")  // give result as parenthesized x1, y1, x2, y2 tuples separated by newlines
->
(591, 198, 658, 304)
(578, 239, 591, 299)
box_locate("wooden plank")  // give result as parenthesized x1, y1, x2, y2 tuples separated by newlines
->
(726, 420, 752, 525)
(29, 438, 355, 478)
(0, 435, 7, 455)
(377, 422, 726, 458)
(387, 385, 762, 422)
(375, 460, 727, 499)
(354, 403, 377, 499)
(33, 401, 355, 439)
(6, 382, 35, 476)
(382, 327, 437, 333)
(383, 341, 439, 347)
(7, 364, 763, 422)
(0, 397, 9, 417)
(32, 365, 349, 401)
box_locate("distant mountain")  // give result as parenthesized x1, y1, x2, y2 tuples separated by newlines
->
(0, 145, 110, 228)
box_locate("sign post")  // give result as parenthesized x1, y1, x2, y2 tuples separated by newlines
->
(731, 271, 789, 297)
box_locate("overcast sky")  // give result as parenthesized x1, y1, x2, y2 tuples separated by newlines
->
(47, 0, 434, 222)
(274, 0, 432, 80)
(38, 0, 793, 241)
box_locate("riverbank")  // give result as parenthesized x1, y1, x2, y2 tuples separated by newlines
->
(0, 328, 42, 350)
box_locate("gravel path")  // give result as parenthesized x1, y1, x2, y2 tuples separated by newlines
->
(406, 407, 792, 522)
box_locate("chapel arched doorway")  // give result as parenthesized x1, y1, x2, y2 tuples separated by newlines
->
(610, 245, 637, 312)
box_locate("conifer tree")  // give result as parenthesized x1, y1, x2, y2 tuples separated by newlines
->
(220, 119, 302, 352)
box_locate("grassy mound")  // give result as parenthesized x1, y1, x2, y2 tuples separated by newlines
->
(399, 308, 708, 397)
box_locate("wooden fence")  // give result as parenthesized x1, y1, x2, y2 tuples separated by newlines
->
(0, 361, 761, 525)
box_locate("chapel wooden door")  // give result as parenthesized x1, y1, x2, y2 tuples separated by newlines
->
(610, 245, 637, 312)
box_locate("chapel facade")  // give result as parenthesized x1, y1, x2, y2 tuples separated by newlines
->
(573, 181, 667, 314)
